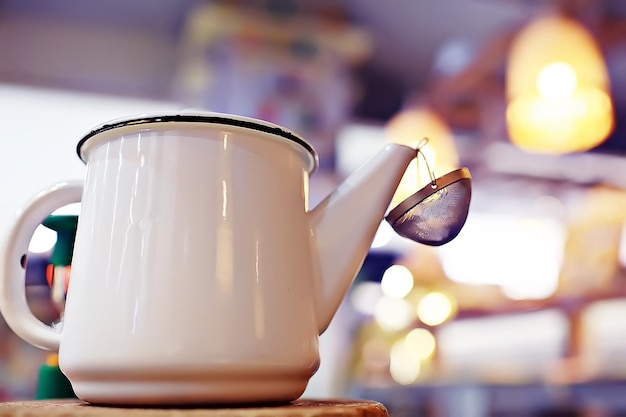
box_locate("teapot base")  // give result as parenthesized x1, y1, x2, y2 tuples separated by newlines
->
(70, 373, 310, 406)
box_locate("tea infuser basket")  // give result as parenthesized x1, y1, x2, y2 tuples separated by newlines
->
(386, 139, 472, 246)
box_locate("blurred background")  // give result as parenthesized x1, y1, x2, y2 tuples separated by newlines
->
(1, 0, 626, 415)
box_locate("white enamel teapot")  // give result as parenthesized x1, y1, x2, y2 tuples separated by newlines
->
(0, 111, 467, 405)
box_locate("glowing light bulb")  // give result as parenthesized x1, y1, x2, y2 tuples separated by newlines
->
(506, 16, 614, 153)
(389, 339, 421, 385)
(417, 291, 455, 326)
(380, 265, 414, 298)
(537, 62, 577, 99)
(375, 297, 415, 332)
(405, 328, 436, 359)
(385, 107, 459, 207)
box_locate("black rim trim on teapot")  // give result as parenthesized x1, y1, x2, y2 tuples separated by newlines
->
(76, 113, 319, 173)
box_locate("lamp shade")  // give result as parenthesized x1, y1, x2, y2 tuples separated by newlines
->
(385, 107, 459, 207)
(506, 15, 614, 153)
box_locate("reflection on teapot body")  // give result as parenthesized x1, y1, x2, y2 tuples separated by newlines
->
(0, 111, 416, 405)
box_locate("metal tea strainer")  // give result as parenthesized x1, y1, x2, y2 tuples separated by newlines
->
(385, 139, 472, 246)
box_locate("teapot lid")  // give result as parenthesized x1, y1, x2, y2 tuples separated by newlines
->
(77, 110, 319, 173)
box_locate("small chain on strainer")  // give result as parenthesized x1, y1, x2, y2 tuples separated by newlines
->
(415, 137, 437, 189)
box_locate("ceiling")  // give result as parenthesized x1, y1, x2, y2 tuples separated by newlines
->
(1, 1, 624, 111)
(1, 1, 622, 91)
(1, 0, 625, 166)
(0, 2, 524, 97)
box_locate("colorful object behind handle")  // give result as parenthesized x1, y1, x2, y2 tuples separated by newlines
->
(35, 354, 75, 400)
(42, 215, 78, 310)
(35, 214, 79, 400)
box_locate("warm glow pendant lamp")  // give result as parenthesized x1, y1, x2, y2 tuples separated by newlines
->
(385, 107, 460, 207)
(506, 15, 614, 153)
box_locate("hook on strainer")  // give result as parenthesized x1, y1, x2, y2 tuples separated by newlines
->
(385, 138, 472, 246)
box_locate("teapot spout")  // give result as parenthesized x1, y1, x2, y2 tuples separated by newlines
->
(309, 144, 415, 334)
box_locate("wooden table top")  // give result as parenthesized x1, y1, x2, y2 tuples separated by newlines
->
(0, 399, 388, 417)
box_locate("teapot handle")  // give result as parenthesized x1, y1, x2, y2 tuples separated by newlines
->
(0, 181, 83, 351)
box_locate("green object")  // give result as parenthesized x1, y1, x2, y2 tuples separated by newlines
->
(36, 215, 79, 400)
(35, 361, 75, 400)
(42, 215, 78, 266)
